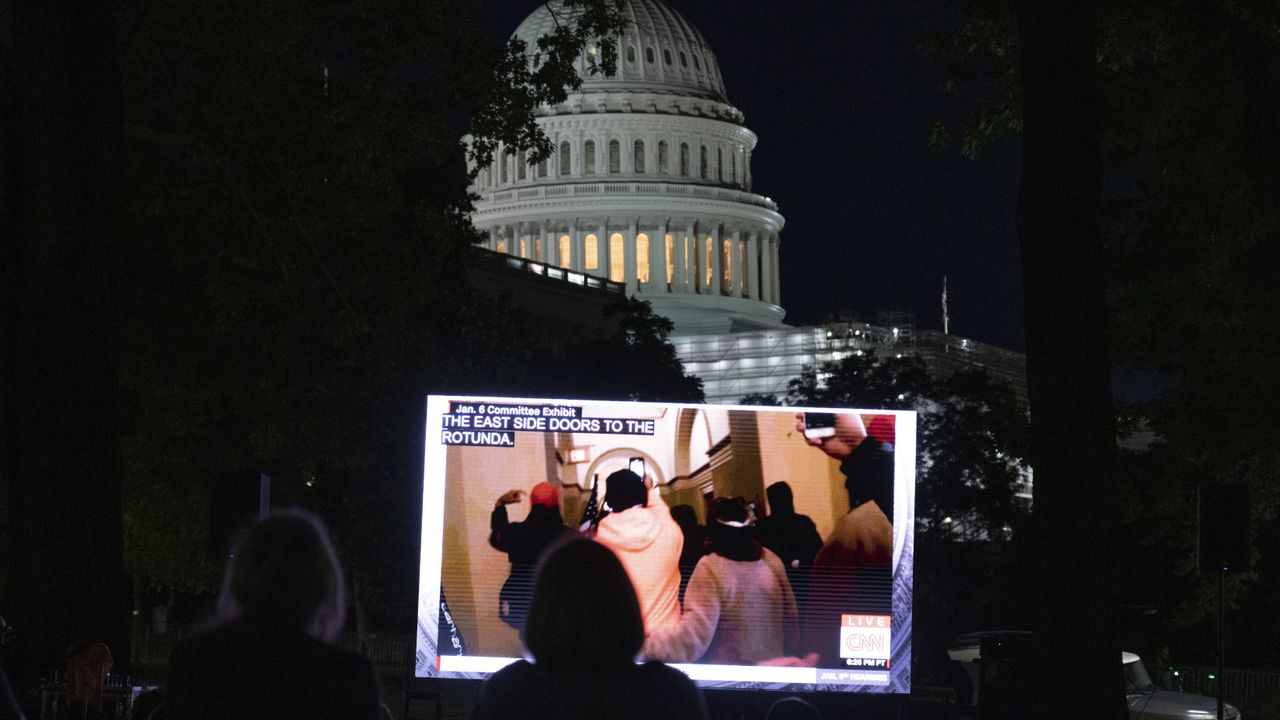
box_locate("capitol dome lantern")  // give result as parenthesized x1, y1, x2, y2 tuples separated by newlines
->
(467, 0, 786, 335)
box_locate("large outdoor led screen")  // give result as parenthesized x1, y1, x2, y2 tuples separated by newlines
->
(415, 395, 915, 694)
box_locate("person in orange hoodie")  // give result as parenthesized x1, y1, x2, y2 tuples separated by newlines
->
(594, 468, 684, 637)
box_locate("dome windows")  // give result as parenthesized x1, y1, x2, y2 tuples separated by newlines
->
(658, 141, 669, 175)
(559, 234, 572, 267)
(517, 151, 527, 180)
(584, 233, 599, 270)
(700, 146, 708, 179)
(609, 233, 625, 282)
(722, 238, 732, 291)
(645, 47, 655, 64)
(608, 140, 621, 174)
(665, 233, 675, 286)
(693, 54, 701, 71)
(634, 140, 646, 174)
(663, 49, 672, 65)
(500, 154, 508, 183)
(637, 233, 650, 283)
(679, 51, 688, 68)
(680, 143, 690, 176)
(584, 140, 596, 175)
(627, 46, 637, 63)
(559, 142, 571, 176)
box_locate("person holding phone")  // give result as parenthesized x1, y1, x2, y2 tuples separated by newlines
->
(594, 468, 684, 637)
(795, 412, 895, 666)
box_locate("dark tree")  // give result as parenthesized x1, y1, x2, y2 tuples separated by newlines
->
(4, 0, 630, 666)
(531, 297, 705, 404)
(2, 0, 131, 681)
(1017, 1, 1123, 716)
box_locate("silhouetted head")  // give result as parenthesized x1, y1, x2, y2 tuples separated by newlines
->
(766, 695, 822, 720)
(844, 438, 896, 520)
(604, 469, 646, 512)
(215, 509, 346, 642)
(766, 481, 795, 516)
(523, 539, 643, 669)
(670, 504, 699, 532)
(706, 497, 761, 562)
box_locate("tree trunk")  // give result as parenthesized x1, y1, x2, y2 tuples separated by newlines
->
(2, 0, 129, 680)
(1017, 0, 1125, 718)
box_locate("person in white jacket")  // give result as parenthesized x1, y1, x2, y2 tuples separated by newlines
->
(594, 469, 684, 637)
(644, 497, 799, 665)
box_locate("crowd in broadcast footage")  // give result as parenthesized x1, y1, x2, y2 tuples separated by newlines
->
(475, 412, 897, 669)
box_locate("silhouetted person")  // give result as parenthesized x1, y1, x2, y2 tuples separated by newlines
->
(766, 695, 822, 720)
(490, 482, 572, 629)
(594, 469, 683, 636)
(645, 498, 798, 665)
(472, 539, 708, 720)
(167, 510, 379, 720)
(754, 481, 822, 612)
(669, 504, 706, 603)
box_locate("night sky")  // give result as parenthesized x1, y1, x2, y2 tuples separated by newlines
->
(486, 1, 1026, 351)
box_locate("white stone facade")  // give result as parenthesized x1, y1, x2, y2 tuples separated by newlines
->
(467, 0, 787, 335)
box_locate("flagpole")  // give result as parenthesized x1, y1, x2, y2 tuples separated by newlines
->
(942, 276, 950, 337)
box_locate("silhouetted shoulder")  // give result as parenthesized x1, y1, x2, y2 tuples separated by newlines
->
(474, 660, 707, 720)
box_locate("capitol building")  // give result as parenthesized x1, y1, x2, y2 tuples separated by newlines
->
(467, 0, 1026, 404)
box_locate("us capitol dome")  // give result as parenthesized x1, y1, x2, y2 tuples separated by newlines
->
(467, 0, 786, 335)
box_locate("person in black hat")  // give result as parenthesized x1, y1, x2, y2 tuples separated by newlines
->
(594, 468, 684, 637)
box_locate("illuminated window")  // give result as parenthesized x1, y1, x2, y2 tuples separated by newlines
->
(496, 240, 507, 254)
(645, 47, 655, 64)
(663, 49, 672, 65)
(739, 240, 749, 296)
(680, 143, 689, 175)
(722, 238, 732, 290)
(517, 151, 527, 180)
(637, 233, 650, 283)
(559, 234, 571, 267)
(559, 142, 571, 175)
(584, 233, 599, 270)
(684, 234, 693, 289)
(658, 141, 669, 174)
(634, 140, 645, 174)
(584, 140, 596, 175)
(704, 235, 713, 287)
(534, 237, 542, 261)
(665, 233, 675, 285)
(700, 146, 708, 179)
(519, 238, 528, 258)
(608, 140, 620, 174)
(609, 233, 625, 282)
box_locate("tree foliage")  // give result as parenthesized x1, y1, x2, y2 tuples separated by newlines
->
(752, 351, 1030, 542)
(115, 0, 628, 611)
(926, 0, 1280, 635)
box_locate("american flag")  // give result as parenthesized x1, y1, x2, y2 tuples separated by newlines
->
(579, 474, 600, 531)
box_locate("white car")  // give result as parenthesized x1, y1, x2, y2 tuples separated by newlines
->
(945, 635, 1241, 720)
(1124, 652, 1240, 720)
